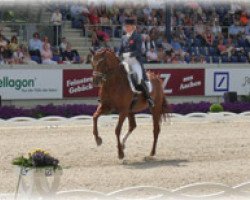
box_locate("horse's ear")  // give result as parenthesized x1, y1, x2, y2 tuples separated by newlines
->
(89, 48, 95, 56)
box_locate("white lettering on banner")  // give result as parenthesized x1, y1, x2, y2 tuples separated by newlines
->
(160, 74, 172, 94)
(183, 75, 193, 82)
(67, 78, 93, 87)
(180, 81, 201, 90)
(69, 83, 93, 94)
(180, 75, 201, 90)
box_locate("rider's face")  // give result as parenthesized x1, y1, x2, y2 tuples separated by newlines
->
(124, 25, 133, 33)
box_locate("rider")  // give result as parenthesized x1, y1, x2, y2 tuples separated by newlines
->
(119, 18, 155, 108)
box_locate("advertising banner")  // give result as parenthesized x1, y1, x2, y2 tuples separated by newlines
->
(152, 68, 205, 96)
(0, 69, 62, 100)
(63, 69, 205, 97)
(63, 69, 98, 98)
(205, 69, 250, 96)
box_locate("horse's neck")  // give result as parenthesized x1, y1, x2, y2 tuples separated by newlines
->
(107, 66, 126, 85)
(102, 65, 128, 95)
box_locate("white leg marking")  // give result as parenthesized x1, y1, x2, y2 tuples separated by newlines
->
(122, 131, 132, 149)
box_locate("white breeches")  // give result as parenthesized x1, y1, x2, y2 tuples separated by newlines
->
(122, 56, 143, 85)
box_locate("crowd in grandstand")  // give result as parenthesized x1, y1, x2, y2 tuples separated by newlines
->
(0, 1, 250, 64)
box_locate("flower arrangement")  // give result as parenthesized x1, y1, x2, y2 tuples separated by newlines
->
(12, 149, 61, 169)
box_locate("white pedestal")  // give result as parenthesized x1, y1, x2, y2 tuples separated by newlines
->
(208, 112, 224, 122)
(15, 167, 62, 200)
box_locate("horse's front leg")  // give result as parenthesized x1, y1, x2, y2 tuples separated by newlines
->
(115, 113, 127, 159)
(122, 113, 137, 150)
(93, 104, 104, 146)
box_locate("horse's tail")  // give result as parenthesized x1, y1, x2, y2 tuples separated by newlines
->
(161, 95, 170, 122)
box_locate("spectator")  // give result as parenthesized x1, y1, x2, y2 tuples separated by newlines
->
(228, 21, 244, 38)
(0, 46, 6, 64)
(245, 20, 250, 43)
(162, 37, 173, 56)
(51, 8, 62, 46)
(171, 37, 187, 57)
(29, 32, 42, 63)
(4, 40, 13, 63)
(9, 35, 19, 52)
(13, 45, 24, 64)
(175, 26, 187, 46)
(59, 37, 68, 53)
(22, 46, 38, 65)
(240, 11, 248, 26)
(203, 28, 214, 46)
(42, 36, 51, 49)
(62, 43, 80, 63)
(0, 34, 7, 48)
(41, 43, 57, 65)
(190, 55, 197, 64)
(200, 55, 207, 64)
(157, 46, 166, 63)
(194, 20, 206, 40)
(88, 3, 100, 25)
(146, 47, 159, 63)
(220, 38, 235, 57)
(218, 39, 227, 55)
(212, 19, 222, 36)
(91, 27, 110, 47)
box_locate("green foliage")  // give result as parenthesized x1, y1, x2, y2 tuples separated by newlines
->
(209, 103, 224, 113)
(12, 156, 32, 167)
(240, 94, 250, 103)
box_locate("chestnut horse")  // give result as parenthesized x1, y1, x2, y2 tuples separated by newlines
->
(91, 48, 168, 159)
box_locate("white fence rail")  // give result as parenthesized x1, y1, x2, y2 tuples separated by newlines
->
(1, 182, 250, 199)
(0, 112, 249, 125)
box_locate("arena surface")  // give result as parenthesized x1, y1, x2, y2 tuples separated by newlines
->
(0, 117, 250, 194)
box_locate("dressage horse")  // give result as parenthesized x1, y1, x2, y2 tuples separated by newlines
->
(90, 48, 168, 159)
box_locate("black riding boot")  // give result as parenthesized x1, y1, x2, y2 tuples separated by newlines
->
(140, 80, 155, 108)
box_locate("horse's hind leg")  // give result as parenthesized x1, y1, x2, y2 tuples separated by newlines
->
(122, 113, 137, 149)
(93, 104, 103, 146)
(150, 112, 161, 156)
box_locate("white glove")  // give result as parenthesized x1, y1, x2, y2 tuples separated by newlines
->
(122, 52, 131, 59)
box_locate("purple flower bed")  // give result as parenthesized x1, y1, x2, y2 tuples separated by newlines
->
(0, 102, 250, 119)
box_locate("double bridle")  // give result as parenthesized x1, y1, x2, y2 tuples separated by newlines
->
(92, 57, 108, 82)
(92, 50, 121, 83)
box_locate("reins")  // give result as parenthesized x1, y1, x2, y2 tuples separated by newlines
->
(92, 48, 123, 83)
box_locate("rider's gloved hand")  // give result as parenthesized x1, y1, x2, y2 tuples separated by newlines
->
(122, 52, 132, 59)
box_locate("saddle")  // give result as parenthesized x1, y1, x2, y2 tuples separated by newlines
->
(122, 58, 152, 94)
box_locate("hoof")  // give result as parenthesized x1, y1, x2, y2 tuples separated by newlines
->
(96, 137, 102, 146)
(144, 156, 155, 161)
(150, 151, 156, 157)
(118, 151, 125, 160)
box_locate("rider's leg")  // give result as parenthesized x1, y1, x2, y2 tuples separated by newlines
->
(139, 63, 154, 107)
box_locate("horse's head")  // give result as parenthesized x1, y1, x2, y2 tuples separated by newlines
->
(90, 48, 120, 86)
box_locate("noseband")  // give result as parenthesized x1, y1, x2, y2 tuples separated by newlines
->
(92, 57, 107, 82)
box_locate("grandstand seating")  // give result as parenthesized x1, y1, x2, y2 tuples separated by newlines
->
(0, 1, 250, 64)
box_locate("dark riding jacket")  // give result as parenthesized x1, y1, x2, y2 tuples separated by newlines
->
(119, 31, 143, 63)
(119, 31, 148, 80)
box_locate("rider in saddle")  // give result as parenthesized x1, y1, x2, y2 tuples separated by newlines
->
(119, 18, 155, 108)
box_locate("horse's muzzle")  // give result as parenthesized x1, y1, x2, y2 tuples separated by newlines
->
(93, 77, 101, 87)
(92, 71, 106, 86)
